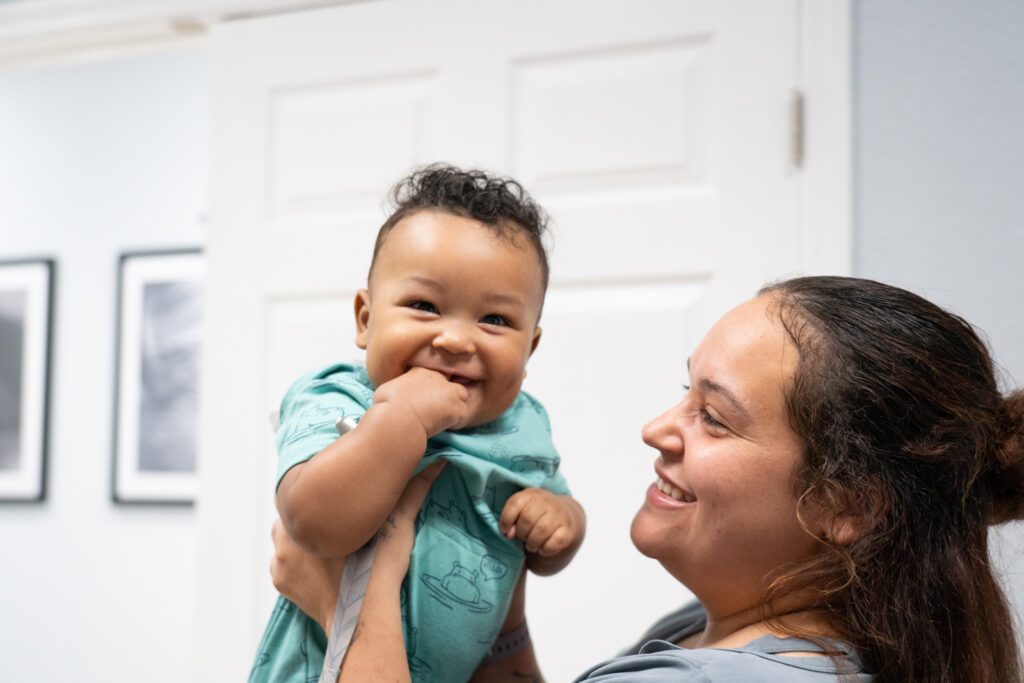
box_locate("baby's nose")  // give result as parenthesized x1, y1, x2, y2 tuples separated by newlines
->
(433, 324, 475, 355)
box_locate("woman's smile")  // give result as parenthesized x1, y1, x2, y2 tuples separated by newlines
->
(645, 480, 697, 510)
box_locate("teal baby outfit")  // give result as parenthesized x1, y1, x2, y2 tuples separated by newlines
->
(249, 364, 569, 683)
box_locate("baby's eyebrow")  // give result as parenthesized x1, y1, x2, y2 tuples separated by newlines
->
(481, 292, 524, 306)
(404, 275, 443, 289)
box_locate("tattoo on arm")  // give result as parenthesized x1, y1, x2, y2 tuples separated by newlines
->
(377, 515, 397, 542)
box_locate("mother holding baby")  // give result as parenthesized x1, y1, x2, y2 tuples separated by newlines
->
(272, 275, 1024, 682)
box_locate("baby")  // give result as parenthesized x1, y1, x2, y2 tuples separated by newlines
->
(250, 165, 585, 682)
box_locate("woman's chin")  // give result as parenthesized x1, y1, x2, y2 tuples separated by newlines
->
(629, 509, 661, 558)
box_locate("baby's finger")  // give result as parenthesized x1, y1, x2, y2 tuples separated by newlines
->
(499, 490, 531, 534)
(523, 510, 556, 553)
(538, 526, 573, 556)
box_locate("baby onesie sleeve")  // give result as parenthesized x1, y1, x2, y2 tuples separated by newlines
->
(274, 364, 371, 488)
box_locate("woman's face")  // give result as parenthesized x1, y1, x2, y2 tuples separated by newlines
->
(630, 295, 822, 615)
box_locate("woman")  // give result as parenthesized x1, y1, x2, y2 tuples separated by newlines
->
(271, 276, 1024, 682)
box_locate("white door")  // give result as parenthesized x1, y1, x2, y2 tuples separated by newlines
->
(197, 1, 847, 680)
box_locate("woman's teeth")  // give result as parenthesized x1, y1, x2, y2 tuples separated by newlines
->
(656, 477, 695, 503)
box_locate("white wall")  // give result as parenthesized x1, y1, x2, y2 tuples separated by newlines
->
(852, 0, 1024, 615)
(0, 47, 207, 681)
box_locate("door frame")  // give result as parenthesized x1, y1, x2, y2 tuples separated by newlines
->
(192, 1, 852, 679)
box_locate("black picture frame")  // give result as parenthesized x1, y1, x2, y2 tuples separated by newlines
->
(0, 258, 54, 503)
(112, 249, 204, 505)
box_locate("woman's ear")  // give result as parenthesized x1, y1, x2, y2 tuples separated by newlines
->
(825, 513, 865, 547)
(354, 289, 371, 349)
(807, 479, 889, 547)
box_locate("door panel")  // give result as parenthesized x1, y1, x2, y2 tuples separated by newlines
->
(200, 1, 803, 680)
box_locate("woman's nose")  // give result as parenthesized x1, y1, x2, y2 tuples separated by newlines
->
(432, 322, 476, 356)
(641, 406, 684, 456)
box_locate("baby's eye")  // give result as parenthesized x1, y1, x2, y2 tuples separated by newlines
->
(407, 300, 438, 314)
(480, 313, 509, 327)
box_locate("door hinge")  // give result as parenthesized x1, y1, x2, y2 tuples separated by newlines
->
(790, 89, 805, 169)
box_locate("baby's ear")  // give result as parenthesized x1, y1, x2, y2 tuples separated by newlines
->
(354, 289, 371, 349)
(529, 326, 542, 356)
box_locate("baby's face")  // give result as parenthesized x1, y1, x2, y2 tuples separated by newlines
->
(355, 210, 545, 427)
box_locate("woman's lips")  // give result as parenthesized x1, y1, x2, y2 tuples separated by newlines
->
(646, 482, 697, 510)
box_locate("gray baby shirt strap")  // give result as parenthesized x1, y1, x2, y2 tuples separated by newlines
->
(319, 537, 377, 683)
(319, 413, 370, 683)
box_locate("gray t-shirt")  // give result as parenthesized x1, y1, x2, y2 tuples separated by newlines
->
(574, 601, 872, 681)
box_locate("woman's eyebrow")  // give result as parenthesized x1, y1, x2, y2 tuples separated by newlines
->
(698, 378, 751, 421)
(687, 357, 751, 420)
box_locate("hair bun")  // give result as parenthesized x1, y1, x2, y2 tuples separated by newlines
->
(987, 390, 1024, 525)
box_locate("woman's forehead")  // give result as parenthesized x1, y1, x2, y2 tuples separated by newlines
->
(691, 296, 796, 405)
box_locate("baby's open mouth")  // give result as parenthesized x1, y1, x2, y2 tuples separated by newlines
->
(447, 374, 480, 387)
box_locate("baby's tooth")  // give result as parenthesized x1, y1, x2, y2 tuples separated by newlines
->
(671, 486, 684, 501)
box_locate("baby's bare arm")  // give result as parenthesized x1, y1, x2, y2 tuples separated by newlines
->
(277, 368, 472, 557)
(277, 401, 428, 556)
(500, 491, 586, 577)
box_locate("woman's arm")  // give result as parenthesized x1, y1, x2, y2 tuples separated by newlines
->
(271, 461, 447, 683)
(469, 571, 546, 683)
(269, 518, 344, 631)
(271, 459, 551, 682)
(334, 504, 417, 683)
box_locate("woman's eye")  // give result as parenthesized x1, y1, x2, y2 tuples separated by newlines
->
(480, 313, 509, 327)
(407, 300, 438, 314)
(700, 408, 727, 432)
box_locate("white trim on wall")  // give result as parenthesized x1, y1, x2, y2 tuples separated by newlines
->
(0, 0, 349, 68)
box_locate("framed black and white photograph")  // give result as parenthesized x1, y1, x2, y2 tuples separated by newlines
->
(0, 259, 54, 503)
(113, 250, 204, 504)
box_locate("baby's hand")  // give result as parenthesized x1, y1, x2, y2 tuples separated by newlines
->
(373, 367, 472, 437)
(499, 488, 583, 556)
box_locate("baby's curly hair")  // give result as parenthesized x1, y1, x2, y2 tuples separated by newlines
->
(369, 164, 550, 292)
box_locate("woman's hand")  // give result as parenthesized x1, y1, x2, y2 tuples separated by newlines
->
(270, 518, 344, 632)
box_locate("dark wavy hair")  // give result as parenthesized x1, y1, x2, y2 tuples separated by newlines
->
(369, 164, 550, 293)
(760, 276, 1024, 683)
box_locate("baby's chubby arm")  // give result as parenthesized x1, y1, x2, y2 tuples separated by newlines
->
(276, 368, 472, 557)
(500, 490, 586, 577)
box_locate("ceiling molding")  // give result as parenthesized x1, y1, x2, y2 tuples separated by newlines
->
(0, 0, 347, 68)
